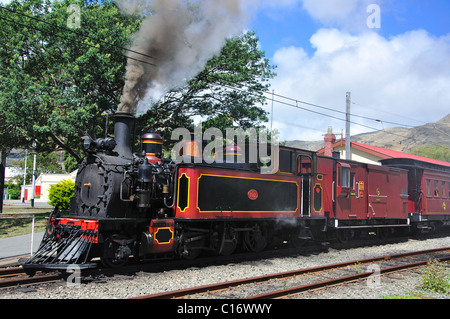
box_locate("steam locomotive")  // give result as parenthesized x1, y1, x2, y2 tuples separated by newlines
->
(21, 112, 450, 271)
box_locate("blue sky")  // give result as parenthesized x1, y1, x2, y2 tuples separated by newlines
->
(1, 0, 448, 142)
(246, 0, 450, 141)
(252, 0, 450, 58)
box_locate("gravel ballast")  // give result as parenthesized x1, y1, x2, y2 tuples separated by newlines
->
(1, 235, 450, 299)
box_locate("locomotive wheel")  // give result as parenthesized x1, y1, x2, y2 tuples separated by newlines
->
(101, 236, 132, 268)
(101, 256, 129, 268)
(243, 223, 269, 253)
(289, 229, 309, 249)
(181, 231, 206, 260)
(211, 223, 238, 256)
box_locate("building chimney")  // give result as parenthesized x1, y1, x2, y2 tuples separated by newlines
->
(324, 126, 336, 157)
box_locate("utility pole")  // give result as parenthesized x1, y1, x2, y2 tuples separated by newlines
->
(31, 153, 36, 207)
(22, 150, 27, 202)
(0, 149, 5, 213)
(270, 89, 274, 133)
(345, 92, 351, 160)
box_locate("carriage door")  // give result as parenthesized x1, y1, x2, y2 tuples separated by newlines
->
(335, 162, 367, 220)
(298, 155, 312, 216)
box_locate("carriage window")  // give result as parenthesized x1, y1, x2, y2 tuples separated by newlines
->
(434, 180, 439, 197)
(297, 155, 312, 175)
(342, 167, 350, 187)
(426, 180, 430, 195)
(337, 168, 341, 186)
(442, 181, 446, 198)
(350, 173, 356, 189)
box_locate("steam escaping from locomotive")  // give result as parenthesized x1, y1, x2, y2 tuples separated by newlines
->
(116, 0, 249, 115)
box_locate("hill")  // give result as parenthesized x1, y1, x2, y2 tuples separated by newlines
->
(285, 114, 450, 153)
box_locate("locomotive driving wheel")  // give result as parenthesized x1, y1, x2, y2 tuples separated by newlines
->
(101, 236, 132, 268)
(101, 256, 129, 268)
(180, 230, 207, 260)
(211, 223, 238, 256)
(243, 223, 269, 253)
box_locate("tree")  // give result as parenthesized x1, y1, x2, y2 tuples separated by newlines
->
(0, 1, 275, 158)
(9, 151, 67, 185)
(0, 0, 141, 161)
(410, 145, 450, 162)
(138, 30, 275, 147)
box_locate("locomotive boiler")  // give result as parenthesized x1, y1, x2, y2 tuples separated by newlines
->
(22, 112, 179, 269)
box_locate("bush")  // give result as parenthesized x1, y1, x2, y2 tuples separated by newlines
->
(4, 183, 21, 200)
(419, 259, 450, 294)
(48, 179, 75, 211)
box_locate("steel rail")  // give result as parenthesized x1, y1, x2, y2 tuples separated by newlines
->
(0, 273, 61, 288)
(0, 267, 24, 277)
(247, 256, 450, 299)
(133, 246, 450, 299)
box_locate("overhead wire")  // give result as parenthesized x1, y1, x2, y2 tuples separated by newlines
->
(208, 75, 414, 138)
(1, 4, 432, 138)
(0, 4, 157, 67)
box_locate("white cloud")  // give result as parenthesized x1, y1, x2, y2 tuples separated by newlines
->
(268, 28, 450, 141)
(301, 0, 378, 31)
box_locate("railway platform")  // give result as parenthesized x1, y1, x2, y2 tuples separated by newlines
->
(0, 232, 45, 267)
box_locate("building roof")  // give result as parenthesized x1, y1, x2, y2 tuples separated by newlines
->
(318, 140, 450, 168)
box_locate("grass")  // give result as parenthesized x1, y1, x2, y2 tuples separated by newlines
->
(383, 292, 435, 299)
(384, 259, 450, 299)
(0, 206, 52, 238)
(419, 259, 450, 294)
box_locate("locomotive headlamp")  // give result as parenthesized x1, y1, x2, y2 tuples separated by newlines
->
(81, 136, 95, 152)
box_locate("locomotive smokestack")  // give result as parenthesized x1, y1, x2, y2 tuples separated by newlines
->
(113, 112, 135, 159)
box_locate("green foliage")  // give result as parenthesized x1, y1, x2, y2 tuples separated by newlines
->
(10, 151, 66, 184)
(48, 179, 75, 211)
(0, 0, 141, 159)
(410, 145, 450, 162)
(137, 30, 276, 149)
(4, 183, 21, 200)
(419, 259, 450, 294)
(63, 154, 79, 173)
(1, 0, 274, 160)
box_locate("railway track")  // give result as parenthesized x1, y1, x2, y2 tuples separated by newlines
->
(0, 267, 61, 288)
(134, 247, 450, 299)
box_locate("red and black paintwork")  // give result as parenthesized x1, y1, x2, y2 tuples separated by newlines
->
(21, 113, 450, 272)
(175, 164, 300, 220)
(381, 158, 450, 231)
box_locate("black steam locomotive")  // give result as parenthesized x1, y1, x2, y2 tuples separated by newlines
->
(22, 112, 293, 270)
(22, 113, 179, 269)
